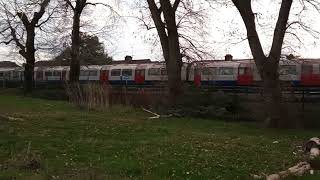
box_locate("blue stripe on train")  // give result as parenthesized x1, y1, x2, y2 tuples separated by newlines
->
(108, 80, 163, 86)
(201, 80, 237, 86)
(253, 80, 301, 87)
(34, 80, 302, 87)
(287, 80, 300, 86)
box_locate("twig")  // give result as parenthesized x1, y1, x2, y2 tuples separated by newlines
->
(142, 108, 160, 119)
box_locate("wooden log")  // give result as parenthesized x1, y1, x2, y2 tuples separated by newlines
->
(266, 162, 311, 180)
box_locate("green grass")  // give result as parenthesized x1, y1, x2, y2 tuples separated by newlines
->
(0, 95, 319, 179)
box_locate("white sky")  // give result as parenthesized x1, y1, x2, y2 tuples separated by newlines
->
(0, 0, 319, 64)
(97, 0, 320, 60)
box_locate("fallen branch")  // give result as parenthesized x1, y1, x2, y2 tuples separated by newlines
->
(142, 108, 161, 119)
(265, 137, 320, 180)
(266, 161, 311, 180)
(0, 115, 24, 121)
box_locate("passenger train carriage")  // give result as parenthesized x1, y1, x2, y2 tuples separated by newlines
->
(300, 59, 320, 86)
(0, 67, 23, 81)
(190, 60, 244, 86)
(100, 63, 187, 85)
(1, 56, 320, 88)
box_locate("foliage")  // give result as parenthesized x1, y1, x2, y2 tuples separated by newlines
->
(1, 95, 320, 179)
(54, 33, 113, 65)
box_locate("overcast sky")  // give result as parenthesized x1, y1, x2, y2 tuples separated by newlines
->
(0, 0, 319, 64)
(109, 0, 320, 60)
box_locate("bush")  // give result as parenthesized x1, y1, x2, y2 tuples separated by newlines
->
(172, 88, 245, 120)
(66, 83, 110, 111)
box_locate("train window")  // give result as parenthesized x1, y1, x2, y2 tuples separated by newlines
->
(13, 72, 20, 78)
(111, 69, 121, 76)
(302, 64, 313, 74)
(80, 71, 89, 76)
(202, 67, 217, 75)
(161, 68, 167, 75)
(219, 67, 234, 75)
(53, 71, 61, 76)
(45, 71, 52, 77)
(239, 67, 252, 75)
(239, 68, 245, 75)
(89, 70, 98, 76)
(279, 65, 297, 75)
(36, 71, 43, 79)
(148, 68, 161, 76)
(122, 69, 132, 76)
(4, 72, 10, 77)
(0, 72, 3, 77)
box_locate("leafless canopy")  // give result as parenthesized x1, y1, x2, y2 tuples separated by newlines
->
(133, 0, 213, 62)
(0, 0, 61, 61)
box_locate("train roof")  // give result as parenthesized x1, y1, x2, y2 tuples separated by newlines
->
(35, 66, 69, 71)
(192, 60, 241, 67)
(105, 63, 138, 69)
(298, 59, 320, 63)
(0, 61, 20, 68)
(0, 67, 21, 71)
(35, 58, 153, 67)
(110, 59, 152, 65)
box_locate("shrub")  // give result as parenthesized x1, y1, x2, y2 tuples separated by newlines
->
(65, 83, 110, 111)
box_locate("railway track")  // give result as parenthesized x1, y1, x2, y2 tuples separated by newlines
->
(2, 80, 320, 95)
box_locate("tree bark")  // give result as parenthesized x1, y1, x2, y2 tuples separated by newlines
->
(163, 0, 183, 102)
(12, 0, 51, 93)
(262, 61, 283, 128)
(147, 0, 183, 105)
(232, 0, 293, 128)
(24, 25, 36, 92)
(68, 0, 86, 83)
(166, 42, 183, 102)
(69, 11, 81, 82)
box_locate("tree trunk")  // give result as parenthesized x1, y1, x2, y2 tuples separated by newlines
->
(161, 0, 183, 105)
(232, 0, 293, 128)
(167, 29, 183, 103)
(147, 0, 184, 105)
(262, 61, 289, 128)
(24, 26, 36, 93)
(24, 62, 34, 93)
(262, 66, 282, 128)
(69, 12, 81, 82)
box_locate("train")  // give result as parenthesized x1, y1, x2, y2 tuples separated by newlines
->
(1, 55, 320, 87)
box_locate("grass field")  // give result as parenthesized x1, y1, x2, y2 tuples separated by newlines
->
(0, 95, 319, 179)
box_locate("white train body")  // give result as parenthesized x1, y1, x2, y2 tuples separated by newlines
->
(2, 57, 320, 87)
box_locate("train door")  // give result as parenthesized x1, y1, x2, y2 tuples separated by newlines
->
(301, 64, 313, 86)
(312, 64, 320, 85)
(237, 65, 253, 86)
(36, 71, 43, 81)
(194, 66, 201, 87)
(100, 70, 109, 83)
(62, 71, 67, 81)
(135, 69, 145, 84)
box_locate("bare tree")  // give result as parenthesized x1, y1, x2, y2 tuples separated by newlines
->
(0, 0, 53, 92)
(142, 0, 211, 104)
(63, 0, 118, 82)
(147, 0, 183, 103)
(231, 0, 314, 128)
